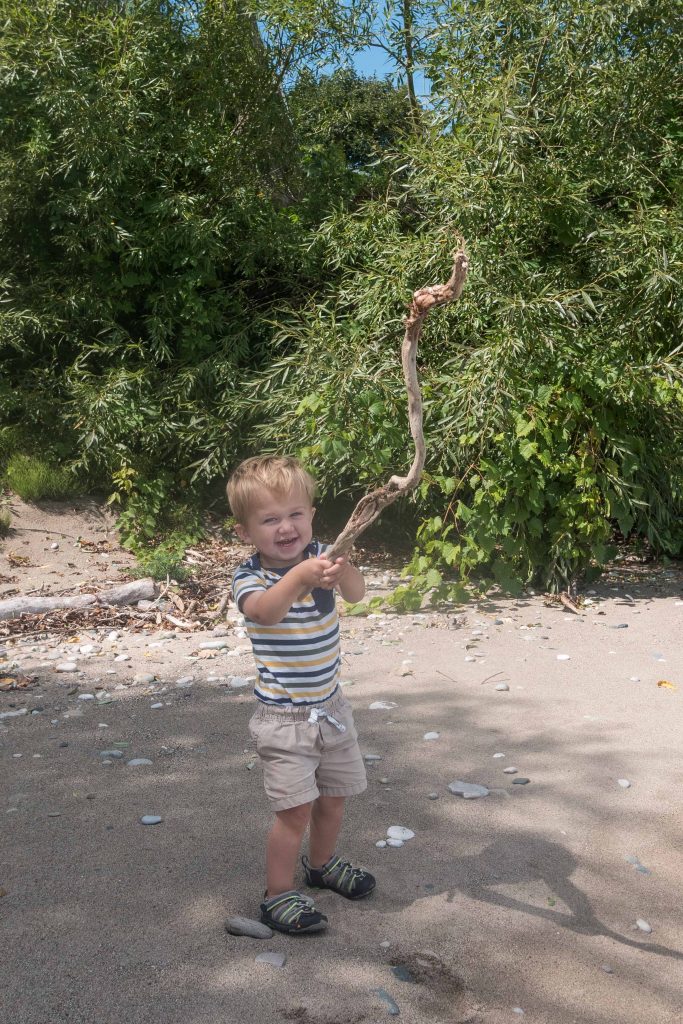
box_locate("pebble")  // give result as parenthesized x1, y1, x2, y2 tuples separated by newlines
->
(56, 662, 78, 673)
(369, 701, 398, 710)
(364, 754, 382, 762)
(228, 676, 252, 689)
(556, 654, 570, 661)
(512, 778, 530, 785)
(134, 673, 155, 685)
(255, 951, 286, 968)
(376, 840, 387, 848)
(617, 778, 631, 788)
(199, 640, 229, 650)
(51, 542, 59, 550)
(636, 919, 652, 933)
(493, 752, 506, 758)
(79, 645, 97, 655)
(428, 792, 439, 800)
(127, 758, 153, 767)
(503, 766, 518, 774)
(140, 815, 162, 825)
(495, 683, 510, 691)
(423, 731, 439, 741)
(601, 965, 614, 974)
(380, 940, 391, 949)
(391, 965, 416, 983)
(114, 654, 130, 662)
(386, 838, 404, 848)
(225, 916, 273, 939)
(150, 702, 164, 709)
(0, 708, 28, 720)
(78, 693, 95, 701)
(448, 780, 489, 799)
(464, 656, 476, 662)
(379, 777, 389, 784)
(387, 825, 415, 841)
(374, 988, 400, 1016)
(512, 1009, 525, 1016)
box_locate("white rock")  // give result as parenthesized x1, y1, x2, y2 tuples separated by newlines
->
(423, 731, 440, 741)
(375, 840, 387, 848)
(364, 753, 382, 762)
(127, 758, 153, 767)
(493, 752, 506, 758)
(199, 640, 229, 650)
(387, 825, 415, 841)
(503, 766, 518, 774)
(78, 693, 95, 701)
(79, 645, 98, 655)
(380, 940, 391, 949)
(386, 838, 404, 848)
(369, 701, 398, 710)
(464, 656, 476, 662)
(51, 542, 59, 550)
(140, 815, 162, 825)
(56, 662, 78, 673)
(556, 654, 571, 661)
(229, 676, 253, 689)
(175, 678, 194, 688)
(448, 780, 490, 799)
(636, 919, 652, 933)
(617, 778, 631, 788)
(114, 654, 130, 662)
(629, 676, 640, 682)
(0, 708, 28, 720)
(134, 673, 155, 685)
(150, 702, 163, 709)
(107, 631, 119, 641)
(495, 683, 510, 691)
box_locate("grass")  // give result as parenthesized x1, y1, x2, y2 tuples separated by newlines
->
(4, 454, 75, 501)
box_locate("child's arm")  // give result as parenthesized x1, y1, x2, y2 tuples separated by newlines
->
(322, 557, 366, 604)
(240, 558, 331, 626)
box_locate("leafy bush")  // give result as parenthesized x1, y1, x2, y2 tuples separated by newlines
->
(129, 533, 194, 583)
(4, 454, 75, 502)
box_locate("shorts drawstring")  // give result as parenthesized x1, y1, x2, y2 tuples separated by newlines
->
(307, 706, 346, 732)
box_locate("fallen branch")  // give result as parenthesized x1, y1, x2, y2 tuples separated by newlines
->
(0, 578, 156, 622)
(327, 245, 469, 560)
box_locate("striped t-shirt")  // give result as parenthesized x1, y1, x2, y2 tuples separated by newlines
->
(232, 540, 340, 705)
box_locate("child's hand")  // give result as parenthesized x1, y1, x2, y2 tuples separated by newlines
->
(293, 557, 334, 590)
(320, 557, 350, 590)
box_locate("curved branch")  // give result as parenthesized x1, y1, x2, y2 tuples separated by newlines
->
(326, 245, 469, 561)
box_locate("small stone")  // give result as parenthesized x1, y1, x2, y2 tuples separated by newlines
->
(79, 644, 97, 655)
(387, 825, 415, 841)
(379, 777, 389, 784)
(423, 731, 439, 740)
(127, 758, 153, 767)
(376, 840, 387, 848)
(199, 639, 229, 650)
(617, 778, 631, 788)
(428, 792, 439, 800)
(225, 916, 273, 939)
(51, 542, 59, 550)
(503, 766, 518, 774)
(635, 919, 652, 933)
(556, 654, 570, 661)
(392, 965, 416, 983)
(99, 749, 124, 759)
(448, 780, 489, 799)
(150, 702, 163, 709)
(107, 631, 120, 641)
(512, 777, 530, 785)
(364, 753, 382, 762)
(140, 815, 162, 825)
(47, 811, 61, 818)
(386, 838, 404, 848)
(56, 662, 78, 673)
(464, 656, 476, 662)
(134, 673, 155, 685)
(78, 693, 95, 701)
(228, 676, 252, 689)
(255, 951, 286, 968)
(495, 683, 510, 691)
(369, 701, 398, 710)
(0, 708, 28, 720)
(601, 965, 614, 974)
(512, 1009, 525, 1016)
(629, 676, 640, 682)
(493, 752, 506, 758)
(380, 941, 391, 949)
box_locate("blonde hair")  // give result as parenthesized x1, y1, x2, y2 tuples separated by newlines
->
(226, 455, 317, 523)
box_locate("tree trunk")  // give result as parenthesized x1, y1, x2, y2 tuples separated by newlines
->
(0, 578, 157, 621)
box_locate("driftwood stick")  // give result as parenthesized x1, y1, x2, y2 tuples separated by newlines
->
(326, 246, 469, 561)
(0, 578, 157, 622)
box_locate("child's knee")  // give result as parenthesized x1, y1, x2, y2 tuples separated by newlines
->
(276, 801, 313, 831)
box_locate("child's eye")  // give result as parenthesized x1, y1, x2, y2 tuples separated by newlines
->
(291, 512, 302, 518)
(264, 517, 278, 525)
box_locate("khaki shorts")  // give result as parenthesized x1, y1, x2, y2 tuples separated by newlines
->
(248, 690, 367, 812)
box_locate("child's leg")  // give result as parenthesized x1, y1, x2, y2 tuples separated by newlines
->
(308, 794, 346, 869)
(266, 801, 313, 897)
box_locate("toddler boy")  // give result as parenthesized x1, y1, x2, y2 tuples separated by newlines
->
(227, 455, 375, 934)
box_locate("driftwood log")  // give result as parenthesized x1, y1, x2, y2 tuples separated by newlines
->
(0, 578, 157, 622)
(326, 245, 469, 561)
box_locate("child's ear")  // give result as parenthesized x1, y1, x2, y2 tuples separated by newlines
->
(234, 522, 250, 544)
(311, 506, 316, 519)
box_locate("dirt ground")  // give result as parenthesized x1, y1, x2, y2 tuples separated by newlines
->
(1, 495, 682, 1024)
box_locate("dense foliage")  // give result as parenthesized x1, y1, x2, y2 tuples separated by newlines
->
(1, 0, 681, 596)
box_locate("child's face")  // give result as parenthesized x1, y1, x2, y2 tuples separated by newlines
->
(235, 486, 315, 568)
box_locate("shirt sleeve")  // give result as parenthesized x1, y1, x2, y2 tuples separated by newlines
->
(232, 565, 266, 611)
